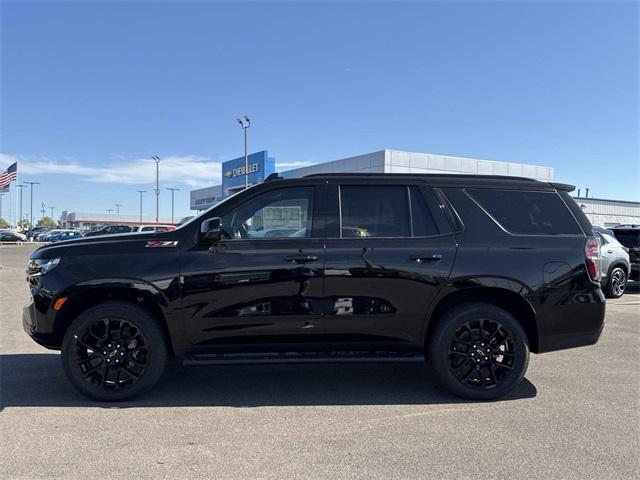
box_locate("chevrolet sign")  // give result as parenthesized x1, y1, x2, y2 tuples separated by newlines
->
(226, 163, 259, 178)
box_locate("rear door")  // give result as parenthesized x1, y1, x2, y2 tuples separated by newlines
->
(322, 180, 458, 349)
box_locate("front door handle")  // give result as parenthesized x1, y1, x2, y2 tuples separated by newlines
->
(285, 254, 319, 264)
(410, 254, 443, 263)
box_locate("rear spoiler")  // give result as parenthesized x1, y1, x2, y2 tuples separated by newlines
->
(550, 182, 575, 192)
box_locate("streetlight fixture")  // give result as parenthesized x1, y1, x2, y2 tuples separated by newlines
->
(25, 181, 40, 228)
(106, 208, 113, 214)
(16, 184, 26, 227)
(236, 116, 251, 189)
(136, 190, 147, 225)
(166, 187, 180, 224)
(151, 155, 160, 224)
(115, 203, 122, 214)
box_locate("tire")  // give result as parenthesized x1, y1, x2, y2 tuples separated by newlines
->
(61, 301, 168, 402)
(604, 266, 627, 299)
(427, 303, 529, 401)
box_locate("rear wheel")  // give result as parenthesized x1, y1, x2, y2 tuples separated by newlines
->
(61, 301, 168, 401)
(604, 266, 627, 298)
(427, 303, 529, 400)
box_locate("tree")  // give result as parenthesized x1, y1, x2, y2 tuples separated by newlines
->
(0, 218, 9, 229)
(36, 217, 57, 228)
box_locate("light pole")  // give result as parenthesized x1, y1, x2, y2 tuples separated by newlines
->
(25, 181, 40, 227)
(106, 208, 113, 214)
(40, 202, 46, 220)
(136, 190, 146, 225)
(166, 187, 180, 224)
(16, 184, 26, 228)
(0, 192, 4, 223)
(49, 206, 56, 220)
(236, 116, 251, 189)
(115, 203, 122, 214)
(151, 155, 160, 224)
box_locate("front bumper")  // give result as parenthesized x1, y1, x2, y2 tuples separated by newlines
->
(22, 290, 60, 350)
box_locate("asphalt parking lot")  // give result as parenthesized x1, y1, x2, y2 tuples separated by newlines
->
(1, 245, 638, 480)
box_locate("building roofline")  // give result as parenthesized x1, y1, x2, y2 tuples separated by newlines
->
(573, 196, 640, 206)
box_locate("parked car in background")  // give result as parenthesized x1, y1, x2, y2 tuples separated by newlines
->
(83, 224, 136, 237)
(0, 230, 27, 243)
(593, 226, 630, 298)
(26, 226, 50, 240)
(46, 230, 84, 243)
(132, 224, 177, 233)
(611, 224, 640, 281)
(23, 173, 606, 402)
(37, 229, 62, 242)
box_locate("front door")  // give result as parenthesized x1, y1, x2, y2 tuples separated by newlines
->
(323, 182, 457, 349)
(180, 185, 326, 350)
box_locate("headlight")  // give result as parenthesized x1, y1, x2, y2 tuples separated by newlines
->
(29, 257, 61, 274)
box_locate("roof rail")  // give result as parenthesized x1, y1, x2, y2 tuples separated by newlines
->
(265, 173, 283, 181)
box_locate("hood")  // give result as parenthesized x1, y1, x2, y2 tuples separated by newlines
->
(31, 231, 181, 259)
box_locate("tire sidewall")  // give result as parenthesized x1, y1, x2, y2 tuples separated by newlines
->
(61, 301, 168, 402)
(428, 303, 530, 401)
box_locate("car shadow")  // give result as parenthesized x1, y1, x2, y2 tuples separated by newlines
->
(0, 353, 537, 409)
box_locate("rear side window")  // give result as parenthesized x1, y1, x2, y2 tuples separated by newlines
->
(340, 185, 410, 237)
(467, 189, 582, 235)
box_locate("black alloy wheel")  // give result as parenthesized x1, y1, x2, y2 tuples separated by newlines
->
(447, 318, 515, 390)
(73, 318, 149, 390)
(62, 302, 168, 402)
(427, 303, 529, 400)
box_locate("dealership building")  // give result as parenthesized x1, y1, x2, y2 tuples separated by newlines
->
(190, 149, 640, 227)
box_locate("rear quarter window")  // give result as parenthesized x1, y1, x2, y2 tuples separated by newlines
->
(467, 188, 582, 235)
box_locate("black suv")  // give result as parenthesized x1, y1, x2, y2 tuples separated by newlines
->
(610, 225, 640, 281)
(23, 174, 605, 401)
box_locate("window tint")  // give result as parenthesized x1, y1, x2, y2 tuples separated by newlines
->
(221, 187, 314, 239)
(409, 187, 439, 236)
(141, 226, 154, 232)
(340, 185, 410, 238)
(468, 189, 582, 235)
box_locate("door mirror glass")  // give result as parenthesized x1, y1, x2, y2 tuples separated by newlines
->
(201, 217, 223, 241)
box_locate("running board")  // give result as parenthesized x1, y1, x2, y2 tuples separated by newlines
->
(183, 351, 425, 366)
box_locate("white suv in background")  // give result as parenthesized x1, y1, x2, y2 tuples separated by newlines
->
(133, 224, 176, 233)
(593, 226, 630, 298)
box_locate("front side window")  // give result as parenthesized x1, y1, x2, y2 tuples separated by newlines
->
(340, 185, 410, 238)
(220, 187, 314, 239)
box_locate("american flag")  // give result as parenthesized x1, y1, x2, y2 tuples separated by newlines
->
(0, 162, 17, 188)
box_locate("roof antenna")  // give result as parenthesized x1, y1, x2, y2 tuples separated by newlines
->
(585, 188, 589, 198)
(577, 188, 581, 197)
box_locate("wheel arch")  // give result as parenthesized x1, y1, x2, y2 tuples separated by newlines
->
(424, 286, 539, 354)
(52, 281, 176, 356)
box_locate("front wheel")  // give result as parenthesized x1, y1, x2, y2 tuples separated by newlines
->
(427, 303, 529, 400)
(61, 301, 168, 402)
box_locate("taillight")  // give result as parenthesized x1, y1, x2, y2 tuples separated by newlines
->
(585, 237, 600, 282)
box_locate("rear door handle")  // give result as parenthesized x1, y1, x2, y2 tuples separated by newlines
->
(285, 254, 319, 264)
(410, 254, 443, 263)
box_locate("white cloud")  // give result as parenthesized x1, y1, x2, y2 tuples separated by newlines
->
(275, 160, 315, 171)
(1, 153, 221, 187)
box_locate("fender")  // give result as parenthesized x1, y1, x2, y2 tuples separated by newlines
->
(53, 277, 191, 355)
(421, 275, 538, 346)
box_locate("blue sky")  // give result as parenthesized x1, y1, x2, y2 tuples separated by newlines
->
(1, 1, 638, 222)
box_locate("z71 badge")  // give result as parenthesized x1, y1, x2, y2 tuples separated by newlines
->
(145, 240, 179, 248)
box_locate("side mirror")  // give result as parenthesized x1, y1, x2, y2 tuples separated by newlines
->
(201, 217, 222, 241)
